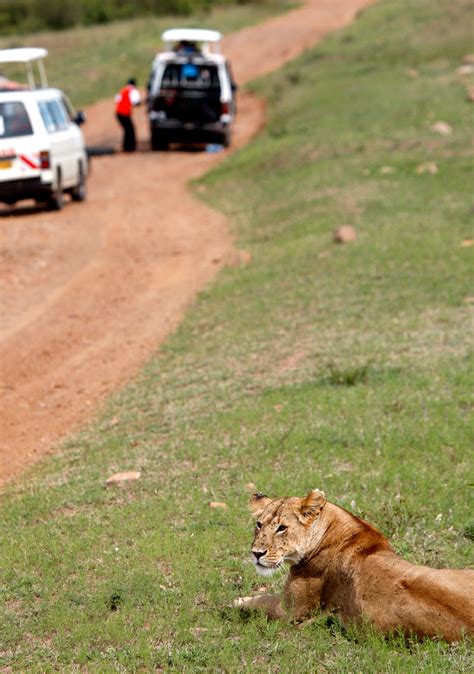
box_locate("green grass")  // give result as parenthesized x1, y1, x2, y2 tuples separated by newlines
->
(0, 0, 295, 107)
(1, 0, 474, 670)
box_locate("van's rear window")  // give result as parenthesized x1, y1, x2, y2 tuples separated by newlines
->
(0, 101, 33, 138)
(161, 64, 220, 90)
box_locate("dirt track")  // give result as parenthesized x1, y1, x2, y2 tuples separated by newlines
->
(0, 0, 374, 485)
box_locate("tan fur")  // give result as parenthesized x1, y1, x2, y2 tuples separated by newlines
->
(237, 490, 474, 641)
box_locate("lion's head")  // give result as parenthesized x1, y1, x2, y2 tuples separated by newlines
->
(249, 489, 326, 576)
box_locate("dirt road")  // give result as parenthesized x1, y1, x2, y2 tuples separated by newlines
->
(0, 0, 374, 485)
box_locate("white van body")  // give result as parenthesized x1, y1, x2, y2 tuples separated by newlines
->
(147, 29, 237, 149)
(0, 49, 88, 209)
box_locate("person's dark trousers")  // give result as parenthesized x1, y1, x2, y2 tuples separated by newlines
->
(116, 113, 136, 152)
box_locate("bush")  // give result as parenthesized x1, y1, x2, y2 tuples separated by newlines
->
(0, 0, 268, 34)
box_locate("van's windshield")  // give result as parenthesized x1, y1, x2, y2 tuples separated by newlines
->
(0, 101, 33, 138)
(161, 63, 220, 91)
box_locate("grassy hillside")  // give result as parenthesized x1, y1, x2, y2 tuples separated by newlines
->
(0, 1, 293, 106)
(1, 0, 473, 670)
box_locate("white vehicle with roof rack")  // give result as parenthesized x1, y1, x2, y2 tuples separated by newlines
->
(147, 28, 237, 150)
(0, 48, 88, 210)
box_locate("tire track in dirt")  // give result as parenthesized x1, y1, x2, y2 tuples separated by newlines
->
(0, 0, 374, 485)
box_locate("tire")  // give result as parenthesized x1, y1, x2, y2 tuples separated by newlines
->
(151, 128, 168, 151)
(70, 163, 87, 202)
(222, 128, 232, 148)
(47, 170, 64, 211)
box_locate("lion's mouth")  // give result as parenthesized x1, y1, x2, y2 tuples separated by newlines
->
(254, 560, 283, 577)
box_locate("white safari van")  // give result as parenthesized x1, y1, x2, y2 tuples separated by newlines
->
(0, 48, 88, 210)
(147, 29, 237, 150)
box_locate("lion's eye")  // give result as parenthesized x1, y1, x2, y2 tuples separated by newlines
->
(276, 524, 287, 534)
(255, 521, 262, 530)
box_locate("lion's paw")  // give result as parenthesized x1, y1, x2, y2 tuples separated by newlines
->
(233, 596, 254, 608)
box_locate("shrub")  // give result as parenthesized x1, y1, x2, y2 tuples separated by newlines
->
(0, 0, 269, 34)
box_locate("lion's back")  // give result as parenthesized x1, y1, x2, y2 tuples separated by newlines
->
(360, 555, 474, 639)
(409, 566, 474, 624)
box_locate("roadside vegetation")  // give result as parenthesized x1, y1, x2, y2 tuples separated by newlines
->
(1, 0, 473, 670)
(0, 0, 277, 35)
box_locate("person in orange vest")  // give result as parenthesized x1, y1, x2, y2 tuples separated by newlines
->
(115, 78, 141, 152)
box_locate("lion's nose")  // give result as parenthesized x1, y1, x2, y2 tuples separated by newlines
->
(252, 549, 267, 561)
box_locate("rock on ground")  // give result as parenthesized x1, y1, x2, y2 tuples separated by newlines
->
(333, 225, 357, 244)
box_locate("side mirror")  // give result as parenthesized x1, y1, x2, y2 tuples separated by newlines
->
(74, 110, 87, 126)
(231, 82, 238, 92)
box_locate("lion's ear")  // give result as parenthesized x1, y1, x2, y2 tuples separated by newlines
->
(297, 489, 326, 524)
(249, 492, 272, 518)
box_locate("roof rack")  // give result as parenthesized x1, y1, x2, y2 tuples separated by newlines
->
(162, 29, 222, 55)
(0, 48, 49, 89)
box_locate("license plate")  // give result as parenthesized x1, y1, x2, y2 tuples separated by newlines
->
(0, 160, 12, 169)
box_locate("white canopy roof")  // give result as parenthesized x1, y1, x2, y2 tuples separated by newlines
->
(162, 29, 222, 45)
(161, 28, 222, 55)
(0, 48, 48, 88)
(0, 48, 48, 65)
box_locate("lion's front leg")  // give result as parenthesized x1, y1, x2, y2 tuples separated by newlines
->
(283, 573, 324, 621)
(234, 593, 284, 620)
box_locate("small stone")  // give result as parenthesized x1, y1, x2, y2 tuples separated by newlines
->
(462, 296, 474, 304)
(210, 501, 227, 509)
(462, 54, 474, 64)
(244, 482, 257, 493)
(191, 627, 209, 637)
(460, 239, 474, 247)
(456, 64, 474, 76)
(380, 165, 395, 174)
(406, 68, 418, 79)
(465, 86, 474, 102)
(431, 121, 452, 135)
(106, 470, 141, 486)
(333, 225, 356, 244)
(416, 162, 438, 175)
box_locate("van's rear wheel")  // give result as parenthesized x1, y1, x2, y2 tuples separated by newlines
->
(222, 129, 232, 148)
(47, 171, 64, 211)
(70, 163, 87, 202)
(151, 129, 168, 151)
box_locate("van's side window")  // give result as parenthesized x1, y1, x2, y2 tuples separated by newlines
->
(49, 100, 69, 130)
(38, 99, 69, 133)
(38, 101, 55, 133)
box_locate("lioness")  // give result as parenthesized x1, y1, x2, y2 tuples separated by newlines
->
(236, 489, 474, 641)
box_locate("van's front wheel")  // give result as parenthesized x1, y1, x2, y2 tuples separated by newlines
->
(70, 163, 87, 202)
(47, 170, 64, 211)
